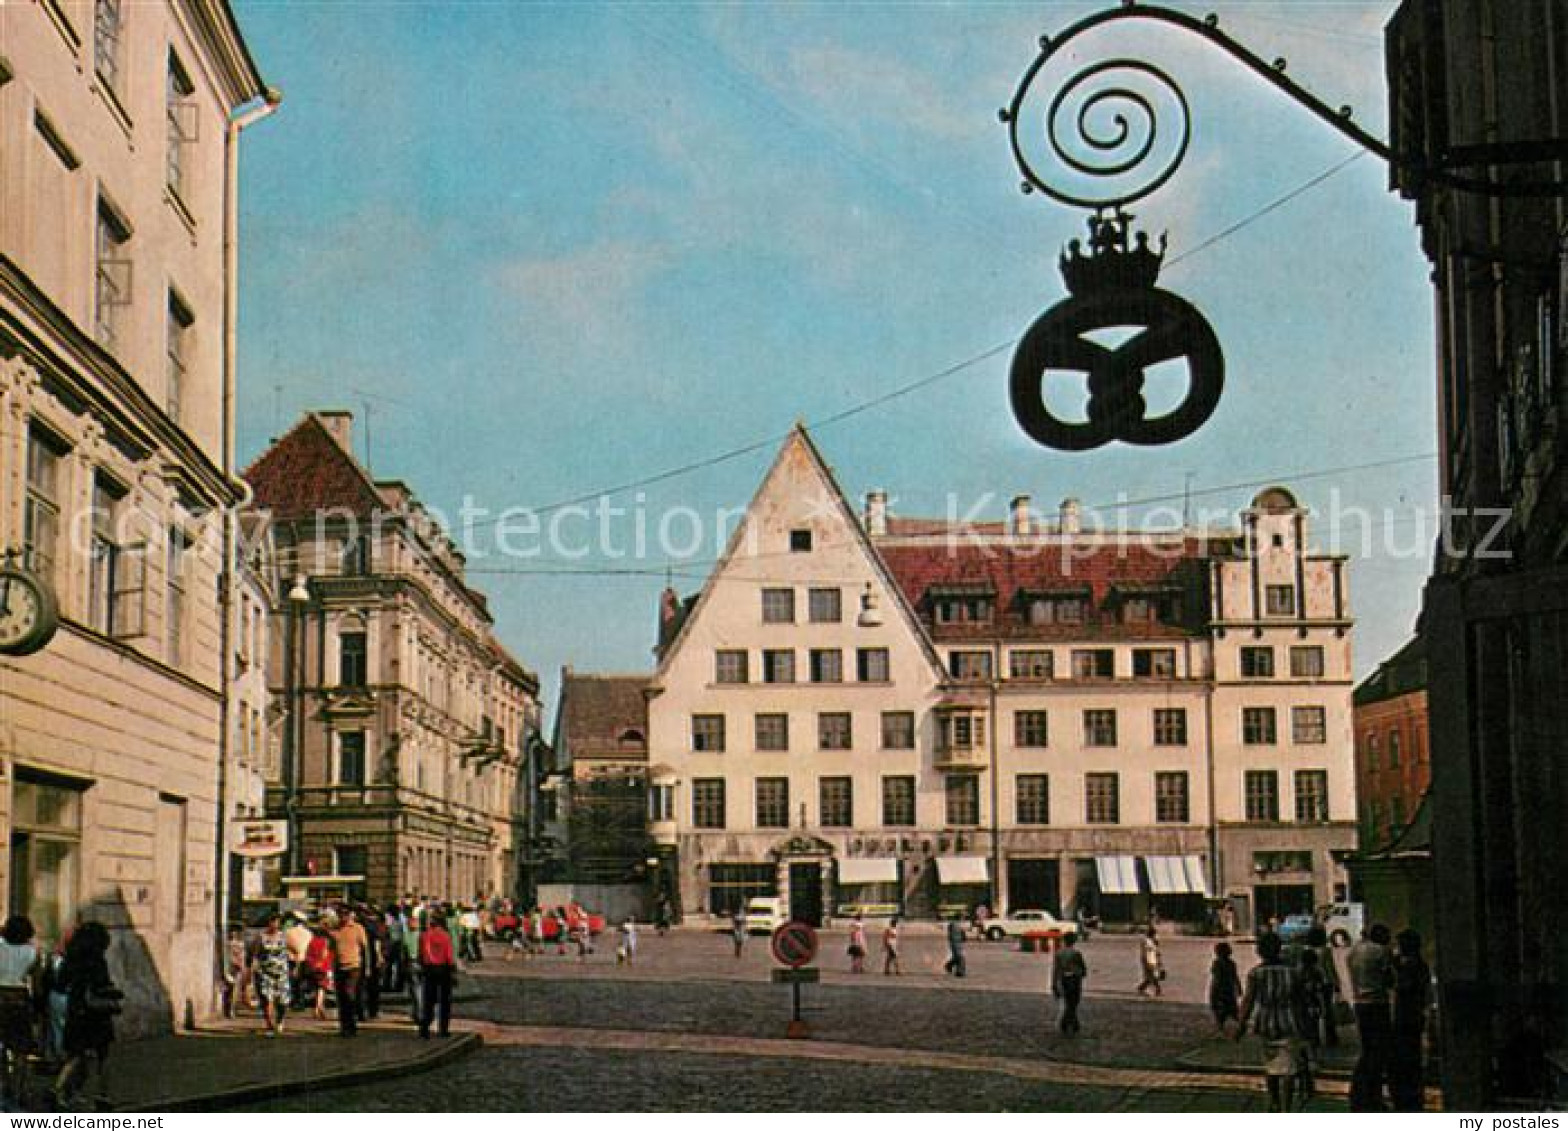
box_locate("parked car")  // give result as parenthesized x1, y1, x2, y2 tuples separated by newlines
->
(1318, 901, 1365, 947)
(529, 908, 607, 940)
(977, 908, 1074, 942)
(744, 896, 785, 935)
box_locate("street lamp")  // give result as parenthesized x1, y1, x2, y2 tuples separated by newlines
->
(283, 573, 310, 881)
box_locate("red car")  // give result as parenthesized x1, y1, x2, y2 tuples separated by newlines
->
(529, 908, 606, 939)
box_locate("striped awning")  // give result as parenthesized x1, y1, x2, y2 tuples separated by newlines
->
(1144, 855, 1209, 895)
(1094, 855, 1141, 895)
(934, 856, 990, 885)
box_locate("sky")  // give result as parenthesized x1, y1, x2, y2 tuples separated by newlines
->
(231, 1, 1437, 710)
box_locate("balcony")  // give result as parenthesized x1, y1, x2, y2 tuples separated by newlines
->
(933, 744, 987, 772)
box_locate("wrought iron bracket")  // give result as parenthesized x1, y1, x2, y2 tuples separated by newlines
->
(1000, 2, 1566, 204)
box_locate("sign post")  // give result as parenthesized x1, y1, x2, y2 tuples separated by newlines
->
(769, 921, 819, 1039)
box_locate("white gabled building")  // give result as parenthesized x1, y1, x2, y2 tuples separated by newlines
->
(646, 427, 1356, 931)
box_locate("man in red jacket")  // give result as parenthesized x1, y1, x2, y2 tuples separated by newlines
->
(417, 912, 456, 1039)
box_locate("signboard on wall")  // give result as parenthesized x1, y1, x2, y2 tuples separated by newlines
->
(230, 819, 288, 859)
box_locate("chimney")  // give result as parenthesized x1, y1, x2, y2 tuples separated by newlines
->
(316, 410, 354, 452)
(657, 586, 680, 648)
(1060, 497, 1082, 535)
(1010, 494, 1033, 536)
(864, 490, 888, 537)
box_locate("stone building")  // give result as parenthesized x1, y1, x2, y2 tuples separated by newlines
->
(0, 0, 270, 1032)
(645, 428, 1356, 928)
(1351, 634, 1429, 851)
(244, 411, 539, 905)
(551, 669, 651, 886)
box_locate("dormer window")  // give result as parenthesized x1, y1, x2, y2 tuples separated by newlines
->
(934, 597, 993, 625)
(1020, 588, 1090, 625)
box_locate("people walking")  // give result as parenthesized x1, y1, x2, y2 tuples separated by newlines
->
(847, 916, 867, 974)
(53, 923, 121, 1111)
(1052, 932, 1087, 1035)
(1389, 929, 1431, 1112)
(881, 916, 902, 976)
(730, 910, 746, 959)
(250, 913, 292, 1038)
(1136, 924, 1164, 997)
(1347, 923, 1395, 1111)
(302, 924, 334, 1020)
(1235, 931, 1305, 1113)
(417, 912, 456, 1039)
(403, 908, 425, 1026)
(0, 916, 41, 1103)
(1209, 941, 1243, 1033)
(943, 914, 967, 978)
(329, 907, 369, 1038)
(1294, 947, 1329, 1102)
(617, 918, 638, 965)
(1306, 925, 1341, 1046)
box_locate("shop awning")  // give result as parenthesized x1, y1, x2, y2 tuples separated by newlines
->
(1094, 855, 1141, 895)
(837, 858, 899, 885)
(934, 856, 990, 885)
(1144, 855, 1209, 895)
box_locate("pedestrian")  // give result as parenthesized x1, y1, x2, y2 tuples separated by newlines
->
(617, 918, 637, 966)
(847, 915, 867, 975)
(1136, 923, 1164, 997)
(282, 912, 311, 1010)
(403, 908, 425, 1027)
(0, 915, 41, 1103)
(460, 904, 484, 963)
(1306, 925, 1341, 1046)
(52, 922, 121, 1111)
(329, 907, 369, 1038)
(1347, 923, 1395, 1111)
(1294, 947, 1329, 1102)
(943, 914, 967, 977)
(530, 907, 546, 957)
(1388, 929, 1430, 1112)
(1209, 941, 1243, 1033)
(881, 916, 902, 976)
(730, 909, 746, 959)
(250, 913, 292, 1038)
(1235, 931, 1305, 1113)
(571, 915, 592, 961)
(417, 912, 457, 1039)
(554, 909, 570, 956)
(655, 898, 672, 936)
(302, 923, 335, 1021)
(41, 934, 70, 1065)
(382, 905, 405, 993)
(359, 906, 383, 1020)
(1051, 932, 1087, 1035)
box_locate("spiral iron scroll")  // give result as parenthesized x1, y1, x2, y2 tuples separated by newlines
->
(1005, 52, 1191, 210)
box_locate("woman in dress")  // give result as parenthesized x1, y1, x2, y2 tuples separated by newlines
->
(1209, 941, 1243, 1033)
(251, 913, 292, 1037)
(847, 915, 867, 975)
(53, 922, 120, 1110)
(303, 925, 335, 1021)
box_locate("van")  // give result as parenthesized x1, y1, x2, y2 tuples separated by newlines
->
(744, 896, 784, 935)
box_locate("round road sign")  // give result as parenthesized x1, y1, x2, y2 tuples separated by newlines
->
(770, 920, 818, 968)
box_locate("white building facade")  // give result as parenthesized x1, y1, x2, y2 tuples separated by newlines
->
(647, 429, 1356, 930)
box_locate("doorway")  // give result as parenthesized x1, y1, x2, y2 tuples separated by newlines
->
(788, 862, 823, 926)
(1006, 858, 1060, 914)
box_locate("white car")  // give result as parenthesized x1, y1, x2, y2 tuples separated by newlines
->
(1318, 901, 1365, 947)
(979, 908, 1075, 941)
(743, 896, 785, 935)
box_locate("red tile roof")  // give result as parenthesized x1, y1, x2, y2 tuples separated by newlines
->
(559, 673, 649, 757)
(875, 537, 1205, 641)
(242, 414, 384, 520)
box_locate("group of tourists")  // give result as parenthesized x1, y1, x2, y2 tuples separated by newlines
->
(0, 915, 123, 1110)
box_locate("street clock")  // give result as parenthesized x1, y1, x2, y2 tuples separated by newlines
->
(0, 564, 60, 657)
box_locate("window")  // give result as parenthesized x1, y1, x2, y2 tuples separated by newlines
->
(1071, 649, 1114, 679)
(692, 778, 726, 829)
(934, 596, 992, 624)
(1009, 649, 1053, 680)
(1242, 707, 1278, 745)
(94, 200, 131, 351)
(1153, 708, 1188, 746)
(762, 649, 796, 684)
(338, 731, 367, 786)
(1133, 648, 1176, 677)
(691, 714, 726, 752)
(88, 475, 125, 635)
(1289, 645, 1325, 678)
(334, 845, 368, 880)
(339, 631, 368, 687)
(707, 862, 772, 915)
(856, 647, 890, 682)
(755, 778, 790, 828)
(1240, 646, 1275, 678)
(1015, 774, 1050, 825)
(939, 712, 985, 751)
(166, 54, 196, 198)
(1390, 794, 1406, 831)
(820, 777, 852, 827)
(880, 711, 915, 749)
(1387, 730, 1402, 767)
(1029, 596, 1086, 624)
(24, 427, 65, 584)
(818, 712, 852, 750)
(1013, 710, 1049, 747)
(715, 650, 749, 684)
(93, 0, 123, 90)
(809, 649, 843, 683)
(341, 534, 371, 576)
(1245, 770, 1280, 822)
(754, 713, 789, 752)
(945, 775, 979, 826)
(166, 293, 193, 424)
(1085, 773, 1120, 824)
(8, 772, 85, 944)
(1295, 770, 1329, 822)
(1121, 596, 1157, 624)
(807, 587, 840, 622)
(648, 783, 675, 823)
(1155, 771, 1190, 823)
(1366, 732, 1380, 772)
(1292, 706, 1327, 744)
(761, 588, 795, 624)
(949, 650, 993, 681)
(790, 529, 813, 553)
(1083, 709, 1117, 747)
(881, 776, 915, 826)
(1265, 585, 1296, 616)
(165, 528, 189, 666)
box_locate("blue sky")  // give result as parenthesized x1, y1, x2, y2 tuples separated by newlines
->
(232, 2, 1435, 706)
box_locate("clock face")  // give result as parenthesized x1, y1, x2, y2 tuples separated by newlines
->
(0, 568, 58, 656)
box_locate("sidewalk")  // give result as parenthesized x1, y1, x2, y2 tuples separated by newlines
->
(1176, 1032, 1360, 1079)
(51, 1012, 479, 1113)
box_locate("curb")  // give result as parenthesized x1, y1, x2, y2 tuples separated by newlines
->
(117, 1031, 483, 1113)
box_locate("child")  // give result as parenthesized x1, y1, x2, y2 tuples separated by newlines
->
(1209, 941, 1242, 1034)
(617, 917, 637, 966)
